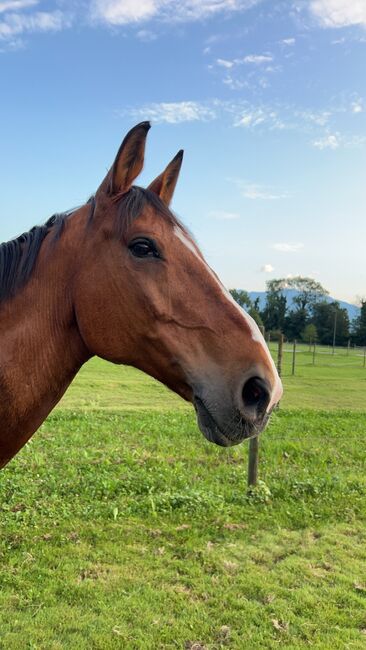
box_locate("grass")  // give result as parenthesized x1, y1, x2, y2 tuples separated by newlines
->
(60, 344, 366, 412)
(1, 353, 366, 649)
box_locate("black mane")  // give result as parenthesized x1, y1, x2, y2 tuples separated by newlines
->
(0, 212, 71, 304)
(0, 187, 180, 304)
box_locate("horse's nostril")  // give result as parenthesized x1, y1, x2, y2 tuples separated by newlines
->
(242, 376, 271, 417)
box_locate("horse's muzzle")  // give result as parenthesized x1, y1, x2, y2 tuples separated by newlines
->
(193, 395, 266, 447)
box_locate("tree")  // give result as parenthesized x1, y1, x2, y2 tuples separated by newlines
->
(261, 280, 287, 332)
(248, 305, 264, 329)
(284, 308, 307, 340)
(352, 300, 366, 345)
(229, 288, 263, 329)
(268, 276, 328, 314)
(302, 323, 318, 344)
(288, 276, 328, 313)
(229, 289, 252, 310)
(312, 301, 350, 346)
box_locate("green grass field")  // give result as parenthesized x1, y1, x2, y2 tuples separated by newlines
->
(1, 350, 366, 649)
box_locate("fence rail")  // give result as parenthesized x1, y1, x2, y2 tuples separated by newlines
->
(268, 340, 366, 370)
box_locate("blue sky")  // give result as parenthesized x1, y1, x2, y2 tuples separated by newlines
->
(0, 0, 365, 303)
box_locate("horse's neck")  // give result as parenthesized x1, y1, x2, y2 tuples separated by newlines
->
(0, 231, 90, 467)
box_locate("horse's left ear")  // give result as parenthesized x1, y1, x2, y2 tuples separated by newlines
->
(147, 150, 184, 206)
(98, 121, 151, 196)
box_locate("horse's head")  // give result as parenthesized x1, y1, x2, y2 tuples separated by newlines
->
(74, 122, 282, 446)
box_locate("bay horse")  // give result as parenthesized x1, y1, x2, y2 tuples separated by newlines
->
(0, 122, 282, 469)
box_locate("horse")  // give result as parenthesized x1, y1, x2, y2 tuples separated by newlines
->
(0, 122, 282, 469)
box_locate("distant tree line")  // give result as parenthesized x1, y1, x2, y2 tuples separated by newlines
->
(230, 277, 366, 346)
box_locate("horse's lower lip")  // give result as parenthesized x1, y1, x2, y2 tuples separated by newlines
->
(193, 396, 240, 447)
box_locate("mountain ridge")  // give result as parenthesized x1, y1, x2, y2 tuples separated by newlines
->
(247, 289, 360, 322)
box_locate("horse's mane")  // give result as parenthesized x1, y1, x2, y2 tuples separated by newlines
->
(0, 187, 180, 304)
(0, 212, 71, 304)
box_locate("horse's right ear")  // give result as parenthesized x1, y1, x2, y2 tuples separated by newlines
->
(97, 121, 151, 196)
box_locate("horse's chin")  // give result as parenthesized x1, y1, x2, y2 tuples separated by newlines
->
(193, 396, 254, 447)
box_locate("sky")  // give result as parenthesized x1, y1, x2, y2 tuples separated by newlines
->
(0, 0, 365, 304)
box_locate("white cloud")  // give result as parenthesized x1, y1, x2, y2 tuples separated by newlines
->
(352, 100, 363, 113)
(230, 179, 289, 200)
(233, 107, 284, 130)
(309, 0, 366, 28)
(242, 54, 273, 64)
(313, 131, 366, 149)
(126, 101, 217, 124)
(215, 53, 274, 71)
(0, 0, 37, 12)
(216, 57, 234, 68)
(136, 28, 156, 41)
(281, 37, 295, 45)
(261, 264, 274, 273)
(90, 0, 158, 25)
(123, 98, 366, 148)
(0, 10, 70, 39)
(222, 75, 246, 90)
(90, 0, 262, 26)
(312, 133, 340, 149)
(297, 109, 331, 126)
(272, 242, 304, 252)
(236, 111, 265, 127)
(208, 210, 240, 220)
(242, 185, 288, 200)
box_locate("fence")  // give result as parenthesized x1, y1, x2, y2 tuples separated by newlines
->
(275, 340, 366, 375)
(247, 336, 366, 487)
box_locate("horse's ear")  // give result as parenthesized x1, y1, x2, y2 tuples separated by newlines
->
(147, 150, 184, 206)
(98, 121, 151, 196)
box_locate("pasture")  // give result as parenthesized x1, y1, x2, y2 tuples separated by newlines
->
(1, 352, 366, 649)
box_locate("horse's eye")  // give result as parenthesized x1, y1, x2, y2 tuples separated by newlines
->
(128, 238, 160, 258)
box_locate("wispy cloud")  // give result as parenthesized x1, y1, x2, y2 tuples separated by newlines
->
(0, 10, 71, 39)
(313, 133, 340, 150)
(351, 100, 363, 113)
(308, 0, 366, 28)
(215, 52, 273, 69)
(216, 57, 234, 68)
(272, 242, 304, 252)
(312, 133, 340, 149)
(123, 97, 366, 150)
(281, 37, 295, 45)
(125, 99, 289, 130)
(261, 264, 274, 273)
(296, 109, 331, 126)
(313, 132, 366, 149)
(233, 106, 284, 130)
(136, 29, 157, 42)
(230, 178, 289, 200)
(222, 75, 246, 90)
(0, 0, 37, 12)
(90, 0, 262, 26)
(124, 101, 217, 124)
(242, 53, 273, 64)
(208, 210, 240, 220)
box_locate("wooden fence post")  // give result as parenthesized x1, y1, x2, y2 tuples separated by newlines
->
(292, 339, 296, 376)
(248, 436, 259, 487)
(277, 334, 284, 377)
(248, 333, 283, 490)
